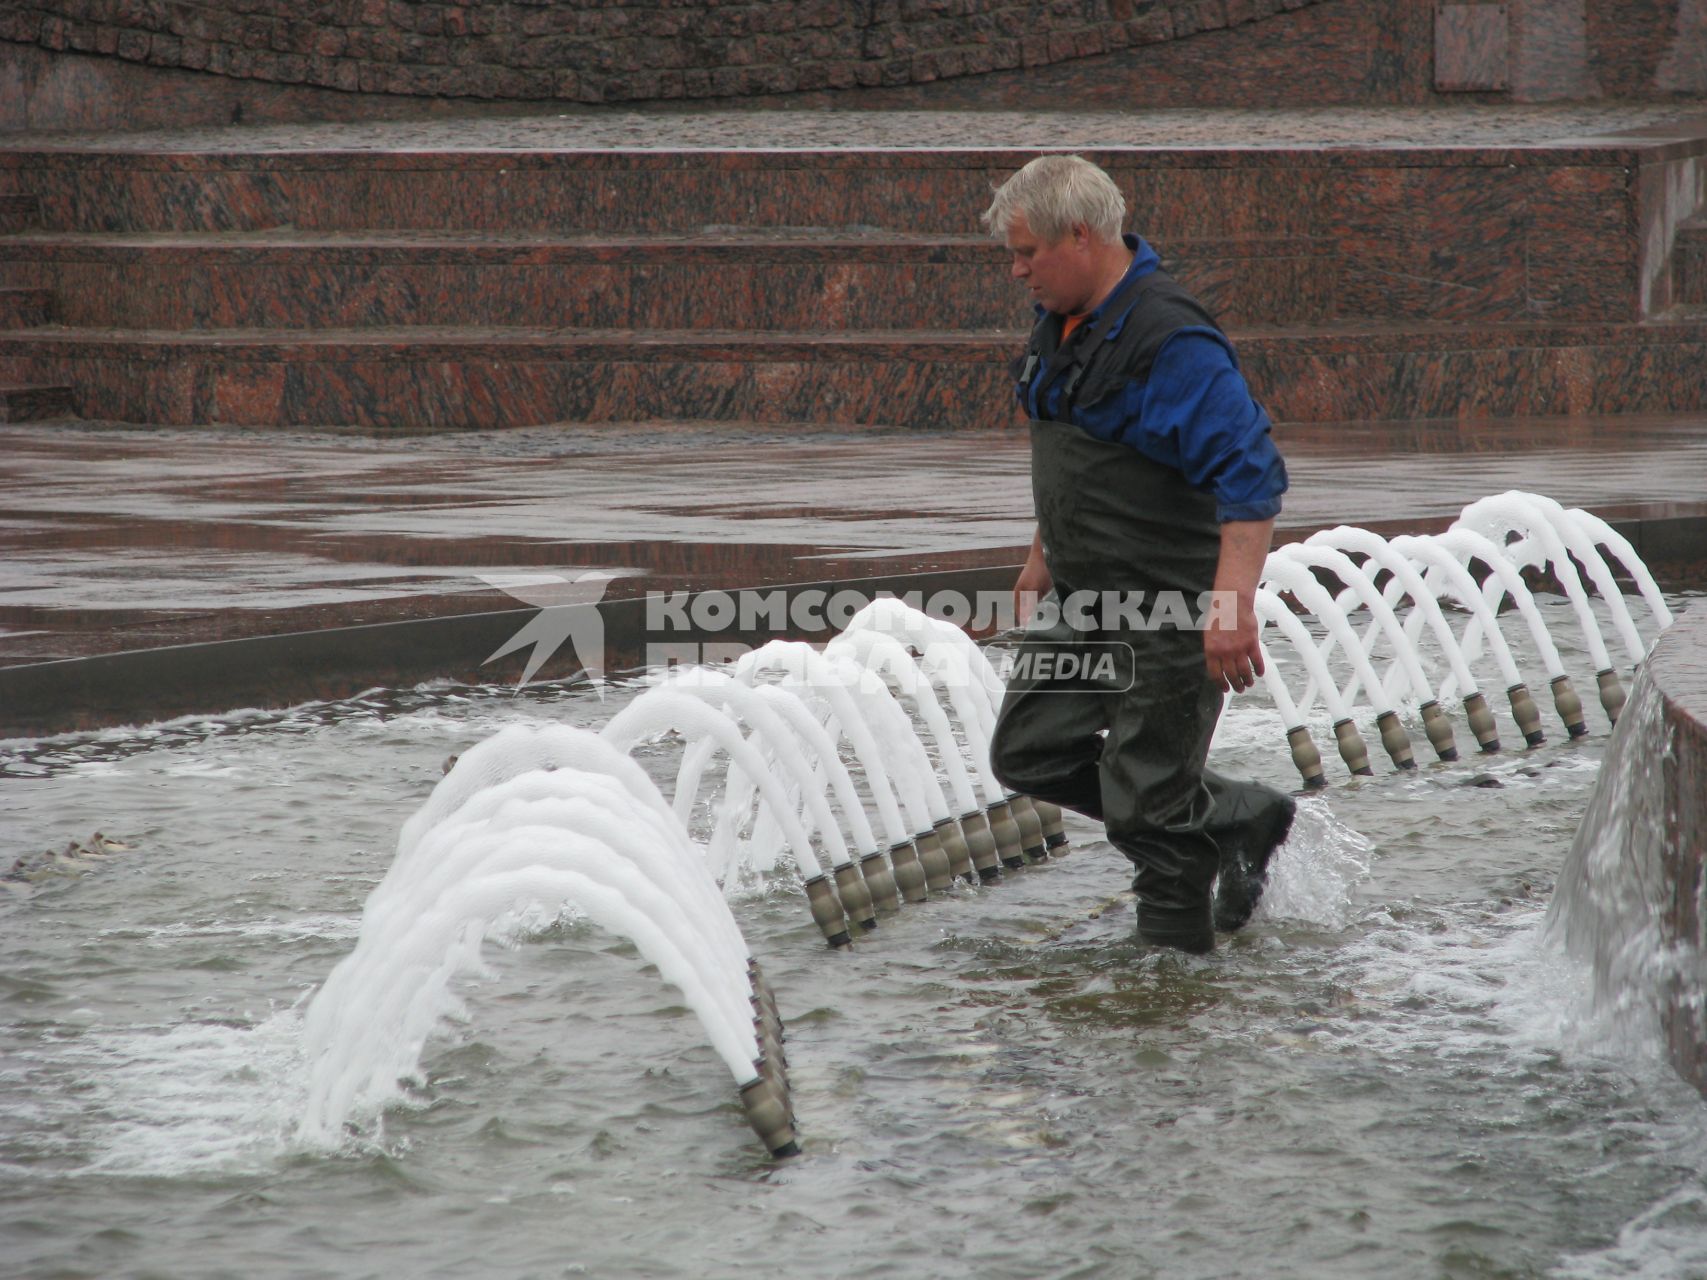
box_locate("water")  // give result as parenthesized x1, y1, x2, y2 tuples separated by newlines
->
(2, 595, 1705, 1280)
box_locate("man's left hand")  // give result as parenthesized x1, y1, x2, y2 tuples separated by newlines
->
(1205, 597, 1264, 694)
(1206, 517, 1276, 694)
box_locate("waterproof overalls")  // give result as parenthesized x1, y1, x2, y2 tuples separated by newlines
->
(988, 266, 1294, 946)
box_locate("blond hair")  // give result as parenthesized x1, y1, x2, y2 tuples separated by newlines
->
(980, 154, 1126, 244)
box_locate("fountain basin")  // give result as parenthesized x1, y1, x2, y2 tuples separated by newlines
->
(1552, 602, 1707, 1096)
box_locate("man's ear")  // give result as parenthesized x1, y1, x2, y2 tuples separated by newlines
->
(1070, 221, 1094, 250)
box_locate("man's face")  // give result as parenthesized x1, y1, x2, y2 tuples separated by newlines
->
(1003, 212, 1097, 316)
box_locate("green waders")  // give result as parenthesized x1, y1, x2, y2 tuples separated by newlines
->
(989, 418, 1295, 952)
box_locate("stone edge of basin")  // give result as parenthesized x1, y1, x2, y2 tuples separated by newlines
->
(1649, 600, 1707, 1098)
(0, 562, 1025, 738)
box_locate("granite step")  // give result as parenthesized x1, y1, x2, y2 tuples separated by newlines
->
(0, 288, 52, 328)
(1, 317, 1702, 430)
(0, 194, 40, 234)
(0, 141, 1664, 324)
(0, 383, 75, 422)
(0, 230, 1336, 330)
(1677, 215, 1707, 307)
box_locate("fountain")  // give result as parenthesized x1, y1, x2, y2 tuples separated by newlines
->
(299, 724, 800, 1158)
(1255, 491, 1675, 787)
(4, 486, 1703, 1269)
(294, 488, 1684, 1160)
(40, 487, 1673, 1167)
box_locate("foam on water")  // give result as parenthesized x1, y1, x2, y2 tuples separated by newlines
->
(25, 1010, 319, 1178)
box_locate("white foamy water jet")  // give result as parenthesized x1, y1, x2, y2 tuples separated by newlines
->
(298, 725, 764, 1145)
(1254, 491, 1675, 784)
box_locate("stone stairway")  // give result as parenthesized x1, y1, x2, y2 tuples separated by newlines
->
(0, 120, 1703, 431)
(0, 192, 74, 421)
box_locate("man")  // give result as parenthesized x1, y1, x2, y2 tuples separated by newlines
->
(984, 154, 1297, 955)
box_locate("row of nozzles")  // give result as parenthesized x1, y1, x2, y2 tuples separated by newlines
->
(801, 794, 1070, 948)
(1258, 490, 1675, 789)
(1280, 673, 1613, 789)
(739, 958, 800, 1158)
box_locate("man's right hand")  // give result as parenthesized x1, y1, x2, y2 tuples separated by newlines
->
(1013, 527, 1052, 626)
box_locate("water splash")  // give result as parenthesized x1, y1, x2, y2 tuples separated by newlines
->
(1543, 667, 1700, 1059)
(1252, 798, 1373, 930)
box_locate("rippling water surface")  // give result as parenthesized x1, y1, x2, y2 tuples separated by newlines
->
(3, 600, 1705, 1280)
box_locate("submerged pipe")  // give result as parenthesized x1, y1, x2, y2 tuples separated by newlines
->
(1333, 718, 1374, 776)
(833, 862, 877, 932)
(889, 838, 928, 904)
(1375, 710, 1416, 770)
(1551, 674, 1589, 738)
(1596, 667, 1628, 726)
(1508, 683, 1546, 746)
(1462, 691, 1501, 753)
(1008, 794, 1049, 862)
(804, 874, 851, 948)
(960, 810, 1002, 882)
(740, 1075, 800, 1158)
(913, 828, 954, 892)
(934, 815, 976, 881)
(754, 1018, 787, 1072)
(1286, 725, 1328, 789)
(1032, 799, 1070, 854)
(987, 799, 1027, 870)
(860, 849, 901, 912)
(1419, 700, 1459, 762)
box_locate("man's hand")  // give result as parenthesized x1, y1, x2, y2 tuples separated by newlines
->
(1205, 517, 1275, 694)
(1013, 526, 1052, 626)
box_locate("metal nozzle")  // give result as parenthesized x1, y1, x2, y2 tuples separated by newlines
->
(1286, 724, 1327, 788)
(912, 828, 954, 892)
(1595, 667, 1627, 726)
(987, 799, 1026, 869)
(1550, 674, 1589, 738)
(740, 1075, 800, 1158)
(753, 1018, 788, 1072)
(934, 815, 975, 881)
(1419, 699, 1458, 762)
(1007, 794, 1048, 862)
(833, 861, 877, 932)
(747, 958, 779, 1028)
(889, 838, 928, 904)
(1032, 799, 1069, 855)
(1462, 691, 1500, 753)
(1507, 683, 1545, 746)
(960, 810, 1002, 882)
(803, 874, 851, 948)
(1376, 709, 1416, 770)
(860, 849, 901, 912)
(1333, 717, 1374, 776)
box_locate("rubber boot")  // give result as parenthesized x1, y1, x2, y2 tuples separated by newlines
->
(1135, 887, 1215, 955)
(1209, 788, 1297, 933)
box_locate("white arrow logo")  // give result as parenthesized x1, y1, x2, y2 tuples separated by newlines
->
(477, 569, 638, 694)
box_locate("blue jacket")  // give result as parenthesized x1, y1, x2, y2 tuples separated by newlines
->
(1016, 235, 1288, 524)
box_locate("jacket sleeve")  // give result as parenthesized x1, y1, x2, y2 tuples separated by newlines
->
(1138, 328, 1287, 523)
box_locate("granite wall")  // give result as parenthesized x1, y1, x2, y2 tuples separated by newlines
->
(2, 0, 1703, 134)
(0, 0, 1328, 130)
